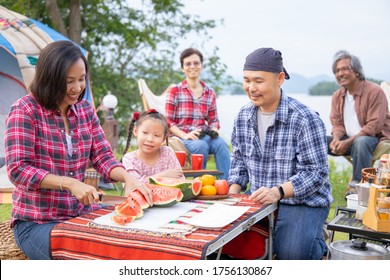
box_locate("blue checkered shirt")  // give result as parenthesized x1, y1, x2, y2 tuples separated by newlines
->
(229, 92, 333, 207)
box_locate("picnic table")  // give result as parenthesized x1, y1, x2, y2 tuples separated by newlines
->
(50, 194, 277, 260)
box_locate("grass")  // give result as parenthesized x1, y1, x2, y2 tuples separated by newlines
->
(0, 157, 352, 241)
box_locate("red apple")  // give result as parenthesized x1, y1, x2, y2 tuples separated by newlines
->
(214, 179, 229, 195)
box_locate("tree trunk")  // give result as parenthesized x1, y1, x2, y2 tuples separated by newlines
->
(45, 0, 68, 37)
(68, 0, 82, 44)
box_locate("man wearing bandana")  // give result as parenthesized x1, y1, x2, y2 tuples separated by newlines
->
(228, 48, 333, 260)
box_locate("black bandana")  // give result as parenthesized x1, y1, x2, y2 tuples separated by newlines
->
(243, 48, 290, 79)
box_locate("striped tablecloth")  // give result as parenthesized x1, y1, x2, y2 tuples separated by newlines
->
(50, 194, 270, 260)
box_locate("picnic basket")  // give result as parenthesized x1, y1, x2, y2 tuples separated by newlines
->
(361, 167, 389, 186)
(0, 220, 28, 260)
(361, 168, 377, 183)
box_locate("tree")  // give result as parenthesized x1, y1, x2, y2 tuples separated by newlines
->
(4, 0, 231, 141)
(309, 78, 383, 96)
(308, 81, 339, 96)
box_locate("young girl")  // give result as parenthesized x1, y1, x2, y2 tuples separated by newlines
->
(122, 109, 184, 183)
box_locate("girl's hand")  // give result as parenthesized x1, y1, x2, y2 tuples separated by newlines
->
(123, 175, 153, 206)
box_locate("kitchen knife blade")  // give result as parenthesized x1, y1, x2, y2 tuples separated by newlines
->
(98, 194, 128, 205)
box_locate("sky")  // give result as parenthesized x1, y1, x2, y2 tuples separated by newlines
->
(180, 0, 390, 81)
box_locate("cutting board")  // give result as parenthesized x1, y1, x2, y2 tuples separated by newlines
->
(93, 202, 198, 231)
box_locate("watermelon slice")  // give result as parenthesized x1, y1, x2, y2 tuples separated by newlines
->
(149, 177, 202, 201)
(146, 183, 183, 207)
(112, 215, 136, 226)
(115, 196, 144, 218)
(129, 190, 150, 210)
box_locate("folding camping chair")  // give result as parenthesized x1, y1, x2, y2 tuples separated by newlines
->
(138, 79, 223, 177)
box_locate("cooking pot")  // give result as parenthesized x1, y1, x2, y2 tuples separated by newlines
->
(329, 239, 390, 260)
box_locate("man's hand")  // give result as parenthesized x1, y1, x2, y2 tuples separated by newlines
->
(330, 139, 351, 155)
(249, 186, 280, 204)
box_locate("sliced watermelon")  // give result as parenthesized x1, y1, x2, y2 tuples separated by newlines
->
(115, 196, 144, 218)
(146, 183, 183, 207)
(112, 215, 136, 226)
(129, 190, 150, 210)
(191, 178, 202, 196)
(149, 176, 201, 201)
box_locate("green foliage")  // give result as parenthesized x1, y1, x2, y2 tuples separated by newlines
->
(230, 84, 246, 95)
(367, 77, 383, 85)
(0, 203, 12, 222)
(309, 81, 339, 96)
(328, 157, 351, 210)
(4, 0, 231, 140)
(308, 78, 383, 96)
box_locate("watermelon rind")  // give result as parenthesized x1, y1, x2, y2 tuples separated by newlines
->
(149, 177, 199, 201)
(152, 198, 179, 207)
(146, 183, 183, 207)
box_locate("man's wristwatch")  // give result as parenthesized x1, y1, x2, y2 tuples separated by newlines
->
(277, 185, 285, 200)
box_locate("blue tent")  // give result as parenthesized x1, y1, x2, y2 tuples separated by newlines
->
(0, 5, 94, 158)
(0, 5, 94, 107)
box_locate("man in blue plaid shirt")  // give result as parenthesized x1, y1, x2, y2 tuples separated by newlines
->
(229, 48, 333, 260)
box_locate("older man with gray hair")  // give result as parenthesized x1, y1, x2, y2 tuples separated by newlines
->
(327, 50, 390, 195)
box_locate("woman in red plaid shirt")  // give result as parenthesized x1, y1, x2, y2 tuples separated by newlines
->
(165, 48, 230, 179)
(4, 41, 152, 259)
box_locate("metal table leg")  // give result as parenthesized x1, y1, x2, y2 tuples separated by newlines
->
(268, 211, 274, 260)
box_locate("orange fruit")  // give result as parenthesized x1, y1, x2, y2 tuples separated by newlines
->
(200, 174, 215, 186)
(200, 185, 217, 196)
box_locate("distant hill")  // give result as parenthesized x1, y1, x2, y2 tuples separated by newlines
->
(221, 72, 335, 95)
(282, 73, 334, 94)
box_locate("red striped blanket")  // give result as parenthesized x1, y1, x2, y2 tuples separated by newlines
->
(50, 194, 270, 260)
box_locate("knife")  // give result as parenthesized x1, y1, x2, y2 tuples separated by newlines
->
(98, 194, 128, 205)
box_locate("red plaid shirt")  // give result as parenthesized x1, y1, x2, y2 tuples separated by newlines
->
(5, 94, 123, 227)
(165, 79, 220, 133)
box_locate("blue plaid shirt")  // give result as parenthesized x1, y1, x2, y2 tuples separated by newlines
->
(229, 92, 333, 207)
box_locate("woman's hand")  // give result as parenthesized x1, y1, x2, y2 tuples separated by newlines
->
(67, 179, 100, 205)
(183, 129, 201, 140)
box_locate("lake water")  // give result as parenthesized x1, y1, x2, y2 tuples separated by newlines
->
(216, 93, 350, 168)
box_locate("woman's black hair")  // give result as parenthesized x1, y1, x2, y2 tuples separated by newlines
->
(180, 48, 204, 68)
(29, 40, 89, 110)
(122, 110, 169, 157)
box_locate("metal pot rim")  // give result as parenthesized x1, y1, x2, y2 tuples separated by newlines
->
(330, 240, 390, 260)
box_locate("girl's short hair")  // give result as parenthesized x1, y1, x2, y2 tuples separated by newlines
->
(30, 40, 89, 110)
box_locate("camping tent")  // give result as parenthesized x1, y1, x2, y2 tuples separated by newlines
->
(0, 5, 94, 162)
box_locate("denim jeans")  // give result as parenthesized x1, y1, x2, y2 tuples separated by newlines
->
(13, 220, 59, 260)
(273, 204, 329, 260)
(327, 135, 379, 181)
(182, 134, 230, 180)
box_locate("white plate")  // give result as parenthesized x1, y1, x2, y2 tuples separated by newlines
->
(177, 203, 249, 229)
(93, 202, 198, 230)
